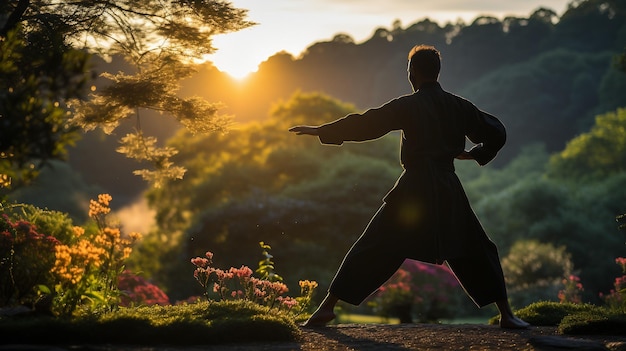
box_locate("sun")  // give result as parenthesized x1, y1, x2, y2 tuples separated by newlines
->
(210, 53, 258, 80)
(208, 32, 268, 80)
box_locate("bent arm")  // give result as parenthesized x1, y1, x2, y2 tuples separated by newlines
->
(466, 109, 506, 166)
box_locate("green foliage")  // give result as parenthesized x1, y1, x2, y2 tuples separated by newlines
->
(472, 165, 626, 298)
(488, 301, 603, 326)
(1, 201, 77, 245)
(559, 310, 626, 335)
(63, 1, 254, 186)
(461, 49, 615, 157)
(2, 0, 254, 188)
(4, 194, 143, 317)
(0, 212, 60, 308)
(0, 300, 299, 345)
(0, 27, 89, 189)
(548, 108, 626, 181)
(457, 143, 549, 203)
(143, 91, 398, 300)
(502, 240, 574, 308)
(256, 241, 283, 282)
(0, 201, 86, 309)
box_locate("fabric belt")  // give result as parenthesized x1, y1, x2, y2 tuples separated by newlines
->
(402, 158, 454, 172)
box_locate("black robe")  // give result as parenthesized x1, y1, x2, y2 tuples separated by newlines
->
(316, 81, 508, 306)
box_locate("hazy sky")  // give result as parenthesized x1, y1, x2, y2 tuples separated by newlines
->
(209, 0, 573, 78)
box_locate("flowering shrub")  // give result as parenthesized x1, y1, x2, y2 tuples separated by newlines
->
(191, 249, 317, 316)
(371, 260, 461, 323)
(599, 257, 626, 312)
(0, 214, 60, 307)
(51, 194, 142, 316)
(117, 270, 170, 307)
(558, 275, 584, 304)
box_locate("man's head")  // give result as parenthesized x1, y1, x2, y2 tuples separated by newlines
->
(407, 45, 441, 89)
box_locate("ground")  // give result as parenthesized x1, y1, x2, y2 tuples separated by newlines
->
(3, 323, 626, 350)
(205, 324, 626, 351)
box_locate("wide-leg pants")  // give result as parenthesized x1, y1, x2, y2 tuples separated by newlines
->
(327, 202, 508, 308)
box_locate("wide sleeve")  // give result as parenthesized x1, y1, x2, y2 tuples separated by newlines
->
(316, 97, 406, 145)
(466, 108, 506, 166)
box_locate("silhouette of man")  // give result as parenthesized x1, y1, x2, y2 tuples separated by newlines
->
(289, 44, 529, 329)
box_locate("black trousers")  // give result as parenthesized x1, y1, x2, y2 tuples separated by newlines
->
(328, 203, 508, 307)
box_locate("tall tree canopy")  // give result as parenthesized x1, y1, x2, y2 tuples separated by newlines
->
(1, 0, 254, 188)
(1, 3, 91, 188)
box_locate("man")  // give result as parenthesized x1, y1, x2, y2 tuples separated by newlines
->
(289, 45, 529, 329)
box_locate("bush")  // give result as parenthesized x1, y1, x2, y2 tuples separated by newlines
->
(0, 213, 60, 308)
(559, 310, 626, 335)
(0, 300, 300, 345)
(488, 301, 602, 326)
(370, 260, 464, 323)
(502, 240, 575, 308)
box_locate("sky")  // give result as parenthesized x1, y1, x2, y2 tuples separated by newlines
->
(208, 0, 573, 79)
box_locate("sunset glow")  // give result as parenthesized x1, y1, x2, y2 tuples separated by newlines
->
(206, 0, 571, 79)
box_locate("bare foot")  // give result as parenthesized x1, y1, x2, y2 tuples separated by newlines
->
(302, 310, 336, 327)
(499, 315, 530, 329)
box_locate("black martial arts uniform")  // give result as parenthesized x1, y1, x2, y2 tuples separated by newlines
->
(316, 81, 508, 307)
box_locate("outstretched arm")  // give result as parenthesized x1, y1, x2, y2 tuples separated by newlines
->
(289, 125, 320, 136)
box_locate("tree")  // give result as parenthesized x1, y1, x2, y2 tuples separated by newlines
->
(501, 240, 574, 308)
(0, 19, 91, 189)
(1, 0, 254, 188)
(547, 108, 626, 181)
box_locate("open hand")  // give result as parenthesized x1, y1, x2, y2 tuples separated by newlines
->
(289, 125, 320, 136)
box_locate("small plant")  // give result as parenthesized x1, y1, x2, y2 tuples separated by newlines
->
(256, 241, 283, 282)
(0, 214, 60, 308)
(599, 257, 626, 312)
(51, 194, 142, 316)
(191, 244, 317, 317)
(558, 275, 584, 304)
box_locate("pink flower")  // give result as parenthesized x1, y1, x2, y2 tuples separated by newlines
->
(230, 265, 253, 278)
(191, 257, 209, 268)
(118, 270, 170, 307)
(279, 296, 298, 309)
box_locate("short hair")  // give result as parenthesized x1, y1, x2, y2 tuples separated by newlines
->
(408, 45, 441, 80)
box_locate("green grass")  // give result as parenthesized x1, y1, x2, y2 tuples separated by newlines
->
(0, 300, 301, 346)
(336, 314, 489, 325)
(485, 301, 626, 336)
(559, 310, 626, 335)
(336, 313, 400, 324)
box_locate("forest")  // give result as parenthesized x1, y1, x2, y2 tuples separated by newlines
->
(2, 0, 626, 322)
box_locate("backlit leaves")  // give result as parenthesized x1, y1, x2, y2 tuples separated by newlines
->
(117, 132, 185, 187)
(58, 1, 254, 185)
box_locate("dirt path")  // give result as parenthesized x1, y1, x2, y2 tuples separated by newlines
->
(3, 324, 625, 350)
(184, 323, 626, 351)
